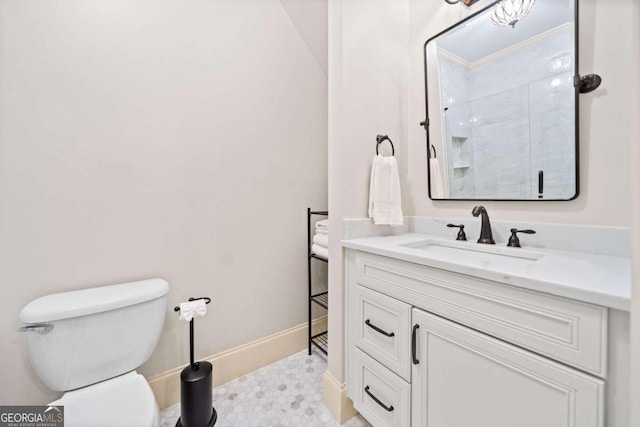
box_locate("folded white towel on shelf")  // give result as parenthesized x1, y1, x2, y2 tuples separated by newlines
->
(368, 155, 403, 226)
(315, 228, 328, 235)
(312, 233, 329, 248)
(311, 244, 329, 260)
(315, 219, 329, 230)
(178, 299, 207, 322)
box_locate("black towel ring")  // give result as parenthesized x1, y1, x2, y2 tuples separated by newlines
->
(376, 135, 395, 156)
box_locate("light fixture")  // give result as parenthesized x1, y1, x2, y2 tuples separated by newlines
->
(491, 0, 536, 28)
(444, 0, 481, 6)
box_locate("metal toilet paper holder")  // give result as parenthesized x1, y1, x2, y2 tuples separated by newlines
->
(174, 297, 217, 427)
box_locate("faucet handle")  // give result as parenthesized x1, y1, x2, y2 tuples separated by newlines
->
(447, 224, 467, 241)
(507, 229, 536, 248)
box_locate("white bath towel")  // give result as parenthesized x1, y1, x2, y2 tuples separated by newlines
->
(315, 228, 328, 235)
(368, 155, 403, 226)
(429, 158, 445, 198)
(313, 233, 329, 248)
(178, 299, 207, 322)
(311, 244, 329, 260)
(315, 219, 328, 230)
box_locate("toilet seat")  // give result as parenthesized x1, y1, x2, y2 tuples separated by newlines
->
(49, 371, 159, 427)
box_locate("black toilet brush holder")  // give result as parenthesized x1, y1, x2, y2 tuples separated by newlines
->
(174, 297, 217, 427)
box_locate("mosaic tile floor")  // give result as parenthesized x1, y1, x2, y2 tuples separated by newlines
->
(159, 350, 371, 427)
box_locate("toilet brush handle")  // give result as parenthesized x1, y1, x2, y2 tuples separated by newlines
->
(190, 319, 198, 370)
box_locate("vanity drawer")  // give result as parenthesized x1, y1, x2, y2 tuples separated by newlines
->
(349, 347, 410, 427)
(350, 251, 608, 377)
(349, 284, 412, 381)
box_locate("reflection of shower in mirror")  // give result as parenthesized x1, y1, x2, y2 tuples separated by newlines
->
(423, 0, 578, 201)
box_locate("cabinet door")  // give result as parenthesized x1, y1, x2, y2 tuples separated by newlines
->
(411, 309, 604, 427)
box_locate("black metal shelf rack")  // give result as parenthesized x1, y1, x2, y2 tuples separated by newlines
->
(308, 208, 328, 356)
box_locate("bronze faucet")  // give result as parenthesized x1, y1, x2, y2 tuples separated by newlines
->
(471, 206, 495, 244)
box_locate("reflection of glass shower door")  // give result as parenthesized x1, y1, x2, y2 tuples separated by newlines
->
(470, 85, 531, 199)
(444, 74, 576, 201)
(444, 85, 532, 199)
(528, 72, 576, 199)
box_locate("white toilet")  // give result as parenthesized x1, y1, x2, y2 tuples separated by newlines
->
(19, 278, 169, 427)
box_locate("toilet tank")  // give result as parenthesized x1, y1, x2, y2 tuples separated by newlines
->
(19, 279, 169, 392)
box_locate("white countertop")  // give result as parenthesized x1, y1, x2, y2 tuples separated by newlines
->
(342, 233, 631, 311)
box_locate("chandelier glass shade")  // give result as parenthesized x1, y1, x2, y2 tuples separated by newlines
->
(491, 0, 536, 28)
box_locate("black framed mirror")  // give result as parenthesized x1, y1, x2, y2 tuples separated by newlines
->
(423, 0, 579, 201)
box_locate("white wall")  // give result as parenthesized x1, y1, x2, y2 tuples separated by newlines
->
(0, 0, 327, 404)
(328, 0, 636, 386)
(328, 0, 409, 382)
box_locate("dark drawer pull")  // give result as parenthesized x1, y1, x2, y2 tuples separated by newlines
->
(364, 385, 394, 412)
(365, 319, 395, 337)
(412, 324, 420, 365)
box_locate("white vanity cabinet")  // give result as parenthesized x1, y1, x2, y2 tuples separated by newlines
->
(346, 250, 609, 427)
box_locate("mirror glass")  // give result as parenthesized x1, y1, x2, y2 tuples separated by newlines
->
(424, 0, 577, 200)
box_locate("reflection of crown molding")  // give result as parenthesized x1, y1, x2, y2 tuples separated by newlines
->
(436, 22, 573, 71)
(470, 22, 574, 69)
(437, 47, 471, 70)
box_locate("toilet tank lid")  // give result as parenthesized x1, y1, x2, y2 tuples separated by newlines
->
(19, 279, 169, 324)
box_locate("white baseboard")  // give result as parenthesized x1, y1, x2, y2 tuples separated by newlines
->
(148, 315, 328, 410)
(323, 370, 357, 424)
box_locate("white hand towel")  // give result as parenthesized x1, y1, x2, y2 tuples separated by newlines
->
(311, 244, 329, 260)
(429, 158, 445, 198)
(368, 155, 403, 225)
(315, 219, 329, 230)
(313, 233, 329, 248)
(179, 299, 207, 322)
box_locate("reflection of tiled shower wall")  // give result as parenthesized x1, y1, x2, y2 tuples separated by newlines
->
(470, 85, 532, 198)
(440, 29, 575, 199)
(440, 57, 475, 197)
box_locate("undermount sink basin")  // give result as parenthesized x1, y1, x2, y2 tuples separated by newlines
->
(399, 239, 544, 266)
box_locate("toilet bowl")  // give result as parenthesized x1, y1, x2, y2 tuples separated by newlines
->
(19, 279, 169, 427)
(49, 372, 159, 427)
